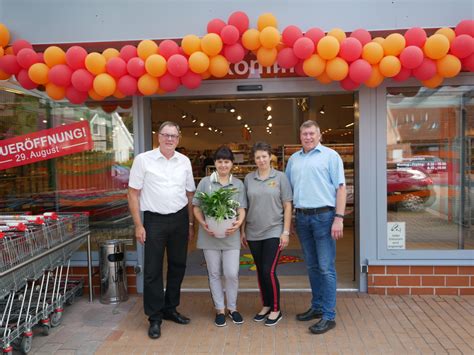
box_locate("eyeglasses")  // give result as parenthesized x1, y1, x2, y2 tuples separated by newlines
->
(159, 133, 180, 140)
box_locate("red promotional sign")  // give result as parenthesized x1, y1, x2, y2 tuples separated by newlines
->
(0, 121, 93, 170)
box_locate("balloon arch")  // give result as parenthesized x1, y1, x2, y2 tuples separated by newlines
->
(0, 12, 472, 105)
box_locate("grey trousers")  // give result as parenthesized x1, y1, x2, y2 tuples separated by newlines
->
(203, 249, 240, 311)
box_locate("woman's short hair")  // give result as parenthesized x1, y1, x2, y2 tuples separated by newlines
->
(213, 145, 234, 162)
(251, 141, 272, 157)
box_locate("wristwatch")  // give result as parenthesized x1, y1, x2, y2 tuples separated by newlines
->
(335, 214, 344, 219)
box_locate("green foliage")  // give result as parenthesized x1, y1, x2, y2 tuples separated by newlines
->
(195, 187, 240, 221)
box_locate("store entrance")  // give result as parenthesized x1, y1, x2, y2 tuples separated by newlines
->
(151, 94, 357, 290)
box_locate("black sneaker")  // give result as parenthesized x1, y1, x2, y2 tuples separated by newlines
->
(228, 311, 244, 324)
(215, 313, 226, 327)
(253, 309, 271, 322)
(265, 312, 283, 327)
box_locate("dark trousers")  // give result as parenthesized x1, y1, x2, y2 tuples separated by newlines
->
(248, 238, 281, 312)
(143, 208, 189, 323)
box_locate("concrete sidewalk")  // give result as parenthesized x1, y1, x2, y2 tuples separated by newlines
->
(24, 292, 473, 354)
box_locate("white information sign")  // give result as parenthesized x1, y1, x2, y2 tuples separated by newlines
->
(387, 222, 406, 249)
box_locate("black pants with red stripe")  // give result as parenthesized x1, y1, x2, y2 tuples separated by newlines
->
(248, 238, 281, 312)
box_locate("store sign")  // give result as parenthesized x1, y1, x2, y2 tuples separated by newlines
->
(0, 121, 93, 170)
(387, 222, 406, 249)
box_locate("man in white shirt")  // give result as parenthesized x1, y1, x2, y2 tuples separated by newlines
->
(128, 121, 196, 339)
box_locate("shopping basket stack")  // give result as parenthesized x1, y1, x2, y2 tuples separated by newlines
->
(0, 212, 89, 355)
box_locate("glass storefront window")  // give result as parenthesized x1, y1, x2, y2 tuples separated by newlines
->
(386, 86, 473, 250)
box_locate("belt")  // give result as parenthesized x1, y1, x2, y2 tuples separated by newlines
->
(295, 206, 335, 215)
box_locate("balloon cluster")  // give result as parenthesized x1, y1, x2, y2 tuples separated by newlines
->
(0, 13, 473, 105)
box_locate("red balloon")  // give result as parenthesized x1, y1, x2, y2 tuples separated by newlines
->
(12, 39, 33, 55)
(228, 11, 249, 35)
(224, 43, 245, 63)
(221, 25, 240, 45)
(400, 46, 424, 69)
(293, 37, 315, 59)
(349, 59, 371, 83)
(404, 27, 427, 47)
(350, 29, 372, 46)
(66, 46, 87, 70)
(277, 47, 299, 69)
(66, 86, 88, 104)
(392, 67, 412, 82)
(106, 57, 127, 78)
(340, 76, 360, 91)
(294, 60, 306, 76)
(461, 53, 474, 72)
(16, 69, 38, 90)
(17, 48, 39, 69)
(119, 45, 138, 62)
(71, 69, 94, 92)
(48, 64, 73, 87)
(413, 58, 437, 80)
(304, 28, 325, 47)
(455, 20, 474, 37)
(207, 18, 226, 34)
(158, 40, 180, 60)
(181, 70, 202, 89)
(0, 55, 21, 75)
(127, 57, 146, 77)
(339, 38, 363, 63)
(167, 54, 188, 77)
(117, 75, 138, 96)
(282, 25, 303, 47)
(37, 52, 45, 63)
(159, 72, 180, 92)
(450, 35, 474, 59)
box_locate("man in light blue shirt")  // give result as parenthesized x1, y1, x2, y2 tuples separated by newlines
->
(285, 120, 346, 335)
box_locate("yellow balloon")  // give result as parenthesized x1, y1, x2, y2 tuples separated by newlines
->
(327, 28, 346, 43)
(181, 35, 201, 55)
(137, 40, 158, 60)
(113, 88, 126, 99)
(362, 42, 384, 64)
(0, 69, 10, 80)
(138, 74, 159, 95)
(372, 37, 385, 45)
(201, 33, 223, 57)
(316, 72, 332, 84)
(257, 47, 277, 67)
(317, 36, 340, 60)
(208, 55, 229, 78)
(379, 55, 401, 77)
(303, 54, 326, 77)
(200, 70, 211, 80)
(28, 63, 49, 84)
(0, 23, 10, 48)
(435, 27, 456, 43)
(102, 48, 120, 61)
(422, 74, 443, 88)
(242, 29, 261, 51)
(189, 51, 210, 74)
(365, 65, 384, 87)
(46, 83, 65, 100)
(257, 13, 278, 31)
(436, 54, 461, 78)
(44, 46, 66, 67)
(145, 54, 167, 77)
(88, 88, 105, 101)
(93, 73, 116, 97)
(424, 34, 450, 60)
(383, 33, 405, 56)
(259, 27, 280, 49)
(325, 57, 349, 81)
(86, 52, 107, 75)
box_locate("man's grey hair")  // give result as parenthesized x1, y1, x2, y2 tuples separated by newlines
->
(159, 121, 181, 134)
(300, 120, 320, 131)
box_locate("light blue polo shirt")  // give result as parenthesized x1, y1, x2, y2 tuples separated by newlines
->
(285, 144, 345, 209)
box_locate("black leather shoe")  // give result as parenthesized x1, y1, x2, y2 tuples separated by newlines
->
(309, 319, 336, 334)
(163, 310, 190, 325)
(296, 308, 323, 321)
(148, 321, 161, 339)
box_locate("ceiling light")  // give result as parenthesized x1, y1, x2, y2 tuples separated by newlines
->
(265, 104, 272, 112)
(268, 123, 273, 127)
(319, 105, 325, 114)
(244, 124, 248, 128)
(208, 127, 213, 131)
(199, 122, 204, 127)
(266, 114, 272, 121)
(248, 129, 252, 133)
(42, 120, 47, 123)
(229, 107, 236, 113)
(181, 113, 187, 119)
(152, 131, 156, 134)
(237, 115, 242, 120)
(79, 118, 84, 121)
(191, 117, 197, 123)
(345, 122, 354, 127)
(214, 129, 218, 132)
(194, 131, 198, 136)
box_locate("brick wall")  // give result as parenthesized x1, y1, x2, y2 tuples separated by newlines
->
(70, 266, 137, 296)
(368, 265, 474, 295)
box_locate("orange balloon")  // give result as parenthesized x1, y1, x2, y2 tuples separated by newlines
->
(257, 13, 278, 31)
(0, 23, 10, 48)
(86, 52, 107, 75)
(46, 83, 66, 100)
(102, 48, 120, 61)
(303, 54, 326, 77)
(189, 51, 210, 74)
(257, 47, 277, 67)
(88, 88, 105, 101)
(181, 35, 201, 55)
(0, 47, 4, 57)
(200, 70, 211, 80)
(383, 33, 405, 56)
(259, 27, 280, 49)
(436, 54, 461, 78)
(145, 54, 167, 77)
(317, 36, 340, 60)
(327, 28, 346, 43)
(316, 72, 332, 84)
(379, 55, 401, 77)
(435, 27, 456, 43)
(242, 29, 261, 51)
(113, 88, 126, 99)
(28, 63, 50, 84)
(422, 74, 443, 88)
(372, 37, 385, 45)
(424, 34, 450, 60)
(362, 42, 384, 64)
(138, 74, 159, 95)
(365, 65, 384, 87)
(0, 69, 11, 80)
(44, 46, 66, 67)
(201, 33, 223, 56)
(137, 40, 158, 60)
(325, 57, 349, 81)
(93, 73, 116, 97)
(208, 55, 229, 78)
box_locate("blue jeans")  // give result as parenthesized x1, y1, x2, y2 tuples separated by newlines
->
(296, 210, 336, 320)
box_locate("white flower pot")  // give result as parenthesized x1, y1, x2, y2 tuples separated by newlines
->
(205, 216, 236, 238)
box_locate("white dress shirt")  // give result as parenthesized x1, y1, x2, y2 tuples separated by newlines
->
(128, 148, 196, 214)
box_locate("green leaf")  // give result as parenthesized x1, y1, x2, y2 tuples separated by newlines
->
(195, 187, 240, 221)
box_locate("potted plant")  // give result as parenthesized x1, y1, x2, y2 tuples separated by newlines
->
(195, 187, 240, 238)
